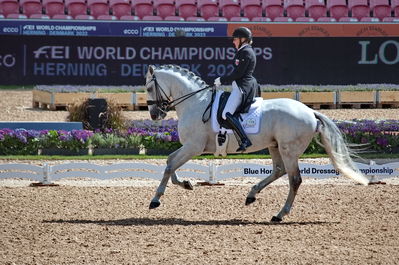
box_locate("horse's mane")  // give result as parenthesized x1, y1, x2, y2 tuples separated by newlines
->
(155, 64, 208, 89)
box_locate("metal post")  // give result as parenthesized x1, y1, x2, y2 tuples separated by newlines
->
(42, 163, 52, 185)
(132, 92, 137, 110)
(208, 161, 216, 184)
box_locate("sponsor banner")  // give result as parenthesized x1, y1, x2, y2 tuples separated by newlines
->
(1, 20, 398, 37)
(228, 23, 399, 37)
(128, 22, 225, 37)
(0, 20, 104, 36)
(0, 35, 398, 85)
(242, 162, 399, 179)
(0, 20, 226, 37)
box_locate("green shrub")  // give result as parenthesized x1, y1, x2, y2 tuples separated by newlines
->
(89, 133, 141, 149)
(141, 134, 182, 150)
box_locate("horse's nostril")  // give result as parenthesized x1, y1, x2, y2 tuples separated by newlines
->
(150, 114, 157, 120)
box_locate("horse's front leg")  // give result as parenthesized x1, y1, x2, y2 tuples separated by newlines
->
(149, 144, 202, 209)
(149, 163, 175, 209)
(171, 172, 193, 190)
(168, 149, 193, 190)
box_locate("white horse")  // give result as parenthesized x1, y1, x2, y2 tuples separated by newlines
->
(145, 64, 369, 222)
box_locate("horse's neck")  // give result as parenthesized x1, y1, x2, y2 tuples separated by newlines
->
(159, 71, 193, 98)
(158, 70, 210, 120)
(173, 83, 210, 121)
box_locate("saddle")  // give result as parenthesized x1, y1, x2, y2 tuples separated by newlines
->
(212, 91, 262, 135)
(211, 91, 263, 157)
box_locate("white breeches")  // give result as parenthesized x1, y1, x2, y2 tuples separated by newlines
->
(222, 81, 242, 120)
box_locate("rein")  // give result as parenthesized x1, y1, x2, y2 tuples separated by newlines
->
(146, 75, 214, 116)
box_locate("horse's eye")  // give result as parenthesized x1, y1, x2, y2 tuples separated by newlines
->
(146, 81, 153, 92)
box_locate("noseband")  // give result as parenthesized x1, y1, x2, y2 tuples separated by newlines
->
(146, 74, 213, 114)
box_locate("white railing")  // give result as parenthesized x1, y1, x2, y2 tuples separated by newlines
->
(0, 161, 398, 185)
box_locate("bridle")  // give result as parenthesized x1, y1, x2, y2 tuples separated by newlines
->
(145, 76, 170, 114)
(146, 74, 213, 114)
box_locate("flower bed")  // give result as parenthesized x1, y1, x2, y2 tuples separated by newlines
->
(0, 129, 94, 155)
(336, 120, 399, 153)
(1, 119, 398, 156)
(0, 128, 45, 155)
(128, 119, 182, 153)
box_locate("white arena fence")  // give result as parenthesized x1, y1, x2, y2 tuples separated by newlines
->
(0, 161, 398, 185)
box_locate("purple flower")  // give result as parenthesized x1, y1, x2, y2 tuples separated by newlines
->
(59, 134, 71, 141)
(71, 130, 93, 142)
(14, 129, 28, 144)
(376, 137, 389, 147)
(360, 137, 368, 144)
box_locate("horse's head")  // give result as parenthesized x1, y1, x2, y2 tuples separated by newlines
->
(145, 64, 207, 120)
(145, 65, 169, 120)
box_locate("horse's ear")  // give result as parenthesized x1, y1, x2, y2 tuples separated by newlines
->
(148, 65, 155, 75)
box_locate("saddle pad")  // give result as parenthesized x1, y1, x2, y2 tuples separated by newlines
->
(211, 91, 263, 134)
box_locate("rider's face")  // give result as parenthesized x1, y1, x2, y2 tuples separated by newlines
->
(232, 38, 240, 49)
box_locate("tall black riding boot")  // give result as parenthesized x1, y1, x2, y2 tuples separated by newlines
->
(225, 112, 252, 152)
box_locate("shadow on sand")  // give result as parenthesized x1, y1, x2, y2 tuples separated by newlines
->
(44, 217, 337, 227)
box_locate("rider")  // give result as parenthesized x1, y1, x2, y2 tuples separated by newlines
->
(214, 27, 258, 152)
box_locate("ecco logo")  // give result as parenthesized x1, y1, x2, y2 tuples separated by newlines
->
(33, 46, 70, 59)
(3, 27, 18, 33)
(123, 29, 139, 35)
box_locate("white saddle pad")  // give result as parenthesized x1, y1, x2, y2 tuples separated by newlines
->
(211, 91, 263, 134)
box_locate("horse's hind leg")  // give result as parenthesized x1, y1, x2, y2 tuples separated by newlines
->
(272, 155, 302, 222)
(245, 146, 286, 205)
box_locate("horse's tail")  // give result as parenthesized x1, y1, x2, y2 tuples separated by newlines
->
(314, 111, 369, 186)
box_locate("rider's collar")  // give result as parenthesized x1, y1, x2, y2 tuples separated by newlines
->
(238, 43, 249, 51)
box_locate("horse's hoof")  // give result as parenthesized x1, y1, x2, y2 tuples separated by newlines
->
(245, 197, 256, 205)
(183, 180, 194, 190)
(271, 216, 282, 222)
(149, 201, 161, 209)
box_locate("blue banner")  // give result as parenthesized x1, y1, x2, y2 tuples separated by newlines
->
(0, 35, 398, 85)
(0, 20, 227, 37)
